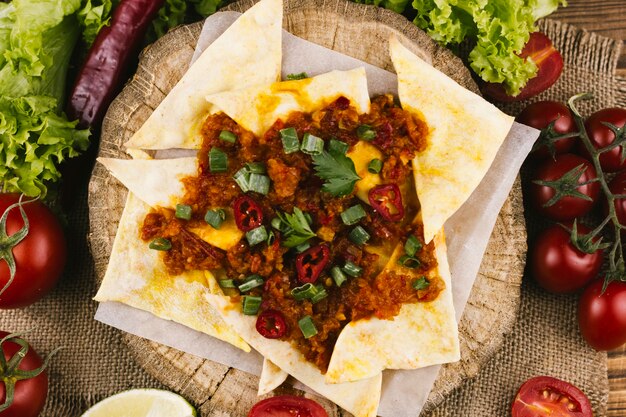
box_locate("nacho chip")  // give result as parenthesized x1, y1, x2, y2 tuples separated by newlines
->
(258, 359, 289, 395)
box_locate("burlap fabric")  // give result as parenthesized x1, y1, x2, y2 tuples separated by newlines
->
(0, 13, 621, 417)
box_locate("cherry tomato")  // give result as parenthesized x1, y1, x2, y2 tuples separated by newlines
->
(511, 376, 592, 417)
(529, 154, 599, 221)
(530, 224, 602, 294)
(483, 32, 563, 102)
(579, 108, 626, 172)
(248, 395, 328, 417)
(0, 194, 66, 309)
(604, 171, 626, 232)
(517, 101, 577, 159)
(578, 279, 626, 351)
(0, 332, 49, 417)
(256, 310, 289, 339)
(233, 196, 264, 232)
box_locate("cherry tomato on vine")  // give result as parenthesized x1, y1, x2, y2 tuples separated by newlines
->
(511, 376, 592, 417)
(529, 154, 600, 221)
(517, 101, 577, 159)
(579, 108, 626, 173)
(0, 194, 66, 309)
(530, 224, 602, 294)
(0, 331, 49, 417)
(602, 171, 626, 232)
(248, 395, 328, 417)
(482, 32, 563, 102)
(578, 279, 626, 351)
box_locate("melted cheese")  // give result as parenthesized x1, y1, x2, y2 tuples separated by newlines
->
(348, 141, 383, 203)
(189, 217, 243, 251)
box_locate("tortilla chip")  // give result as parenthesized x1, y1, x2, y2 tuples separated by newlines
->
(205, 68, 371, 136)
(95, 193, 250, 351)
(258, 359, 289, 395)
(124, 0, 283, 151)
(207, 294, 382, 417)
(389, 35, 514, 243)
(325, 230, 459, 383)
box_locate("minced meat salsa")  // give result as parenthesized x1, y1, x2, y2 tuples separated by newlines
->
(141, 94, 444, 372)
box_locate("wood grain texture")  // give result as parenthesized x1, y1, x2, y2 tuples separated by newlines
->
(88, 0, 527, 415)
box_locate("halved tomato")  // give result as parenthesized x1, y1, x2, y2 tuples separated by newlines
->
(248, 395, 328, 417)
(511, 376, 592, 417)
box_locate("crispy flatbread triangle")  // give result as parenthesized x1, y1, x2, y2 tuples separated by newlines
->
(389, 35, 514, 243)
(206, 294, 382, 417)
(124, 0, 283, 151)
(325, 229, 459, 383)
(259, 359, 289, 395)
(95, 193, 250, 351)
(205, 68, 371, 136)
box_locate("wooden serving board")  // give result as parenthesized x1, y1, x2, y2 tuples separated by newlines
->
(88, 0, 527, 414)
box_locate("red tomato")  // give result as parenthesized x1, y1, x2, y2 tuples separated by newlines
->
(483, 32, 563, 102)
(579, 108, 626, 172)
(511, 376, 592, 417)
(248, 395, 328, 417)
(517, 101, 577, 159)
(578, 279, 626, 350)
(529, 154, 600, 221)
(0, 194, 66, 309)
(0, 332, 49, 417)
(603, 171, 626, 231)
(530, 224, 602, 294)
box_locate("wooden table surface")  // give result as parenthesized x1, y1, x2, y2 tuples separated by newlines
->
(549, 2, 625, 416)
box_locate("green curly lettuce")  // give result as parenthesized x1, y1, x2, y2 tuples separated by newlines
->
(77, 0, 114, 47)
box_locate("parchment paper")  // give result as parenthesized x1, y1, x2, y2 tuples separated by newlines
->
(95, 11, 539, 417)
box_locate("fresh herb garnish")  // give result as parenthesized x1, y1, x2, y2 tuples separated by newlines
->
(311, 150, 361, 196)
(275, 207, 317, 248)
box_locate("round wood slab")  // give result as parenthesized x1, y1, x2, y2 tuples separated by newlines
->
(88, 0, 526, 414)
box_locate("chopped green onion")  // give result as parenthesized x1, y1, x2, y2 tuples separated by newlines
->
(242, 295, 262, 315)
(342, 261, 362, 277)
(148, 237, 171, 251)
(204, 209, 225, 229)
(246, 162, 266, 174)
(218, 279, 236, 289)
(249, 173, 270, 195)
(298, 315, 318, 338)
(368, 158, 383, 174)
(301, 133, 324, 155)
(398, 255, 421, 269)
(329, 139, 349, 155)
(267, 230, 275, 245)
(331, 266, 347, 287)
(246, 225, 268, 246)
(404, 235, 423, 257)
(280, 127, 300, 154)
(175, 204, 192, 220)
(219, 130, 237, 143)
(340, 204, 366, 226)
(286, 72, 308, 80)
(209, 148, 228, 173)
(291, 283, 317, 301)
(233, 168, 250, 192)
(349, 226, 370, 246)
(310, 286, 328, 303)
(357, 124, 377, 141)
(294, 242, 311, 253)
(412, 276, 430, 290)
(238, 274, 264, 292)
(271, 217, 284, 230)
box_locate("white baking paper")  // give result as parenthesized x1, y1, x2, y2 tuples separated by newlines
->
(95, 11, 539, 417)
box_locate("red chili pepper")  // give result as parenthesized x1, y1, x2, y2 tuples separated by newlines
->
(368, 184, 404, 222)
(66, 0, 165, 128)
(333, 96, 350, 110)
(256, 310, 288, 339)
(233, 196, 264, 232)
(296, 245, 330, 283)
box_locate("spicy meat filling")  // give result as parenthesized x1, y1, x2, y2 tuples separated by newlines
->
(141, 95, 443, 372)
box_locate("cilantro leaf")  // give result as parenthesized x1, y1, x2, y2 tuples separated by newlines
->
(276, 208, 316, 248)
(311, 150, 361, 197)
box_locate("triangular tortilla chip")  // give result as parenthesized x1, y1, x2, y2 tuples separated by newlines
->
(206, 294, 382, 417)
(389, 35, 514, 243)
(205, 68, 370, 136)
(258, 359, 289, 395)
(95, 193, 250, 351)
(124, 0, 283, 151)
(325, 230, 459, 383)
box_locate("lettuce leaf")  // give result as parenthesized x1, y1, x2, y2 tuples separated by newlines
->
(77, 0, 114, 47)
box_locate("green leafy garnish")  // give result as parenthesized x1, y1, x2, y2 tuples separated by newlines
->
(275, 207, 316, 248)
(311, 151, 361, 197)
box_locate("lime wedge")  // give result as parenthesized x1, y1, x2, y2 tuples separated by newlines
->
(82, 389, 196, 417)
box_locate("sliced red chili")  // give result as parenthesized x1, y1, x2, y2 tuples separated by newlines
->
(233, 196, 264, 232)
(368, 183, 404, 222)
(296, 245, 330, 283)
(256, 309, 288, 339)
(333, 96, 350, 110)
